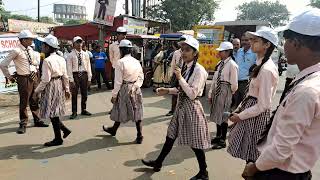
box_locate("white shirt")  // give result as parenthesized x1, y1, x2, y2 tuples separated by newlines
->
(256, 63, 320, 173)
(109, 41, 121, 68)
(208, 57, 239, 98)
(238, 58, 279, 120)
(286, 64, 300, 79)
(112, 54, 144, 98)
(66, 49, 92, 82)
(169, 62, 208, 100)
(35, 52, 70, 93)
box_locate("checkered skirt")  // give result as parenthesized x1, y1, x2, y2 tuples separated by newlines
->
(167, 93, 211, 150)
(209, 82, 233, 125)
(40, 77, 66, 119)
(110, 82, 143, 123)
(227, 96, 270, 161)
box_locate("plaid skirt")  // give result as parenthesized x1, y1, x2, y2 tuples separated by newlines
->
(167, 93, 211, 150)
(227, 96, 270, 161)
(210, 82, 233, 125)
(110, 82, 143, 123)
(40, 77, 66, 119)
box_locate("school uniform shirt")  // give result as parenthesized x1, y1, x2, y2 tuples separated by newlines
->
(170, 49, 182, 70)
(256, 63, 320, 173)
(92, 51, 107, 69)
(235, 48, 257, 81)
(238, 58, 279, 120)
(66, 49, 92, 82)
(112, 54, 144, 98)
(35, 52, 70, 93)
(208, 57, 239, 99)
(0, 44, 39, 77)
(109, 41, 121, 68)
(168, 62, 208, 100)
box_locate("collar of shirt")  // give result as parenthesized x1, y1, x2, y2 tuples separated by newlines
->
(18, 43, 31, 51)
(292, 63, 320, 84)
(74, 49, 83, 54)
(256, 57, 264, 65)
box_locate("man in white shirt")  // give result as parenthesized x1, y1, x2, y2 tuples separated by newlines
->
(242, 9, 320, 180)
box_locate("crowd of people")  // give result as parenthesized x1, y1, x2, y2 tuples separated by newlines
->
(0, 9, 319, 180)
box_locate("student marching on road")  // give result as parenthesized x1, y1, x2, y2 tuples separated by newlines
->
(0, 30, 49, 134)
(102, 39, 145, 144)
(34, 35, 71, 146)
(242, 9, 320, 180)
(227, 27, 279, 163)
(208, 42, 238, 150)
(141, 37, 211, 180)
(67, 36, 92, 119)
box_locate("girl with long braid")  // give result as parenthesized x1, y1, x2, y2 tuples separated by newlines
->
(227, 27, 279, 163)
(141, 37, 211, 180)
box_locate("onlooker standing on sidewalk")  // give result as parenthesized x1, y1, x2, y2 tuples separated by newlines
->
(67, 36, 92, 119)
(0, 30, 49, 134)
(92, 45, 111, 89)
(109, 27, 127, 88)
(232, 34, 257, 109)
(242, 9, 320, 180)
(232, 38, 241, 57)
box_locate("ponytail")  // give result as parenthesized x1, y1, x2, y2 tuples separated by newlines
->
(186, 53, 198, 82)
(251, 38, 275, 78)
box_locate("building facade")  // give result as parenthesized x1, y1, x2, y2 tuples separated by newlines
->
(53, 4, 87, 23)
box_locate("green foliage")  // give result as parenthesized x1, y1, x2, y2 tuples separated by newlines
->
(146, 0, 219, 31)
(63, 19, 87, 25)
(39, 16, 54, 24)
(310, 0, 320, 8)
(236, 0, 289, 27)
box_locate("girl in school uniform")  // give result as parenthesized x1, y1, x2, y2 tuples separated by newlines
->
(34, 35, 71, 146)
(208, 42, 238, 150)
(141, 37, 211, 180)
(102, 39, 144, 144)
(227, 27, 279, 163)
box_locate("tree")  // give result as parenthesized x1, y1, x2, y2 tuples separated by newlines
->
(146, 0, 219, 31)
(8, 14, 34, 21)
(63, 19, 87, 25)
(310, 0, 320, 8)
(236, 1, 289, 27)
(40, 16, 54, 24)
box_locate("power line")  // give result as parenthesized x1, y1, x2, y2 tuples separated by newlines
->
(9, 0, 65, 13)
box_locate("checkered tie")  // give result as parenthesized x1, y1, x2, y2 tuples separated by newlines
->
(215, 61, 225, 99)
(78, 52, 83, 77)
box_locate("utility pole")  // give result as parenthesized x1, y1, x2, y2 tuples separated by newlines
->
(143, 0, 146, 18)
(37, 0, 40, 22)
(125, 0, 129, 15)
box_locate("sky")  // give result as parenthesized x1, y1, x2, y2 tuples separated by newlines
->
(2, 0, 311, 22)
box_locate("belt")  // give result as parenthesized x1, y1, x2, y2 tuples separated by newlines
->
(73, 71, 87, 74)
(123, 81, 136, 84)
(51, 76, 62, 80)
(238, 80, 249, 83)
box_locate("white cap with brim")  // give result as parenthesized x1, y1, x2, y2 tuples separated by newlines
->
(44, 34, 59, 49)
(216, 42, 233, 51)
(276, 8, 320, 36)
(180, 36, 200, 51)
(18, 30, 37, 39)
(247, 26, 279, 47)
(119, 39, 133, 48)
(116, 27, 127, 33)
(73, 36, 83, 43)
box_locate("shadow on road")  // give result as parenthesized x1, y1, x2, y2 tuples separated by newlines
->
(0, 135, 135, 160)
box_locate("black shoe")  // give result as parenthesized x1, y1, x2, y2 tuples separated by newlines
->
(212, 140, 226, 150)
(81, 110, 92, 116)
(44, 139, 63, 147)
(135, 136, 143, 144)
(190, 170, 209, 180)
(16, 125, 26, 134)
(63, 129, 72, 139)
(165, 111, 174, 116)
(141, 160, 162, 172)
(34, 121, 49, 127)
(211, 137, 221, 144)
(69, 113, 77, 119)
(102, 125, 116, 136)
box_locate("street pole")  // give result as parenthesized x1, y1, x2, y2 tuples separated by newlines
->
(143, 0, 146, 18)
(37, 0, 40, 22)
(125, 0, 129, 15)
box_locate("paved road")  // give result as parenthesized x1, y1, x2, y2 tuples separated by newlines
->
(0, 74, 319, 180)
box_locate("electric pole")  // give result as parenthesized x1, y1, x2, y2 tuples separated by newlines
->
(38, 0, 40, 22)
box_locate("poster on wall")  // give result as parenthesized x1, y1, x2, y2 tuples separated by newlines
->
(0, 34, 19, 93)
(123, 17, 148, 35)
(93, 0, 118, 26)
